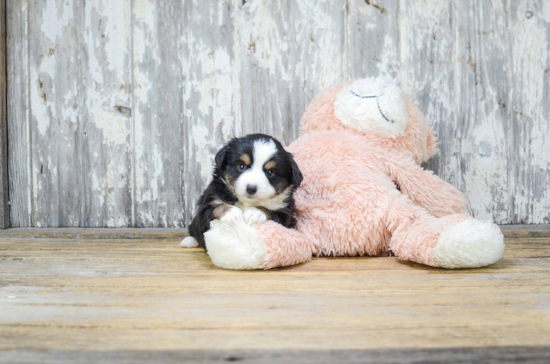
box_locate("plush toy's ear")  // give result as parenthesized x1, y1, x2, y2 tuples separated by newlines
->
(289, 155, 303, 188)
(214, 144, 230, 169)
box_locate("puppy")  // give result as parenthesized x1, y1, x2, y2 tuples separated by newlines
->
(180, 134, 303, 250)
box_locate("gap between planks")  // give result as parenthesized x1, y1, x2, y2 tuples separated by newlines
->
(0, 225, 549, 240)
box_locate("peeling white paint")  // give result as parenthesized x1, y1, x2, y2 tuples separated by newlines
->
(31, 55, 57, 136)
(92, 173, 105, 208)
(239, 1, 290, 81)
(94, 110, 130, 145)
(149, 140, 163, 202)
(41, 1, 71, 43)
(294, 0, 344, 91)
(102, 0, 132, 72)
(191, 123, 216, 183)
(377, 34, 398, 78)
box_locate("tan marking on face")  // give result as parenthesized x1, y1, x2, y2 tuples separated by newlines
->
(264, 161, 277, 170)
(223, 172, 232, 186)
(257, 207, 272, 220)
(275, 184, 288, 194)
(240, 154, 251, 166)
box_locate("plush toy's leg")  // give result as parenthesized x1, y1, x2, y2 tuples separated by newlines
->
(387, 200, 504, 268)
(204, 219, 315, 270)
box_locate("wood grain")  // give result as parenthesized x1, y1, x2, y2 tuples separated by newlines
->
(508, 0, 550, 224)
(1, 235, 550, 357)
(0, 224, 549, 240)
(399, 1, 458, 191)
(183, 0, 240, 225)
(79, 0, 134, 228)
(239, 0, 347, 144)
(453, 0, 513, 223)
(6, 1, 550, 226)
(28, 1, 81, 227)
(347, 0, 399, 78)
(7, 0, 31, 227)
(132, 0, 186, 227)
(0, 0, 8, 228)
(2, 346, 550, 364)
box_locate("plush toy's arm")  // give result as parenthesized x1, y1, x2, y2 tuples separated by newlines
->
(385, 156, 466, 217)
(257, 221, 316, 269)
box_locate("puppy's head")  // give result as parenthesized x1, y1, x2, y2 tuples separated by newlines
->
(215, 134, 302, 205)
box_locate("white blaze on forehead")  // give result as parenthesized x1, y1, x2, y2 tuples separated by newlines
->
(252, 139, 278, 167)
(234, 139, 278, 203)
(334, 77, 408, 138)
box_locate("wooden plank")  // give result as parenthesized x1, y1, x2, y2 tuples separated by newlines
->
(0, 0, 8, 228)
(286, 0, 347, 136)
(508, 0, 550, 224)
(78, 0, 133, 227)
(2, 346, 550, 364)
(0, 227, 188, 240)
(0, 236, 549, 354)
(0, 225, 548, 240)
(6, 0, 31, 227)
(182, 0, 240, 226)
(132, 1, 187, 228)
(452, 0, 513, 224)
(400, 0, 550, 224)
(500, 224, 550, 238)
(400, 1, 515, 224)
(346, 0, 400, 78)
(27, 1, 81, 227)
(238, 0, 346, 144)
(398, 2, 459, 189)
(25, 1, 133, 227)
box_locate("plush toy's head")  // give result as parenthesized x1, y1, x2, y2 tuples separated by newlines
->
(300, 78, 438, 164)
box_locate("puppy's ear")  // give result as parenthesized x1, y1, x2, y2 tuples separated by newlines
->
(214, 144, 229, 169)
(289, 154, 303, 188)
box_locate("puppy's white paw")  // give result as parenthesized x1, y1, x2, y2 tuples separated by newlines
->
(205, 219, 269, 270)
(219, 206, 244, 224)
(180, 236, 199, 248)
(243, 207, 267, 225)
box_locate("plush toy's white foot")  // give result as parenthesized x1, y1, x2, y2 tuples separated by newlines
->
(180, 236, 199, 248)
(243, 207, 268, 225)
(433, 217, 505, 269)
(204, 219, 269, 270)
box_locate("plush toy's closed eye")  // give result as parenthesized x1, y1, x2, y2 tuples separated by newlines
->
(334, 78, 409, 138)
(348, 90, 394, 124)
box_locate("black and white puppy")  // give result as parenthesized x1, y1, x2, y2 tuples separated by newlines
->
(180, 134, 303, 250)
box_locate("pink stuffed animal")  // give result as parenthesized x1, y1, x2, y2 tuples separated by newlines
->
(203, 78, 505, 270)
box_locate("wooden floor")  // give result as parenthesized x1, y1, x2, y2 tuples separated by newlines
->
(1, 228, 550, 363)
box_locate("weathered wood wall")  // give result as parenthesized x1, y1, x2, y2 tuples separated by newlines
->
(6, 0, 550, 227)
(0, 0, 8, 228)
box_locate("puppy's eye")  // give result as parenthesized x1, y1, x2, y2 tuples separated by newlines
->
(265, 170, 274, 177)
(238, 163, 246, 171)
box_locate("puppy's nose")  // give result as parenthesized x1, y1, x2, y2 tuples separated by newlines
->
(246, 184, 257, 195)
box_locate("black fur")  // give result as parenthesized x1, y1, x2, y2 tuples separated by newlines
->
(188, 134, 303, 250)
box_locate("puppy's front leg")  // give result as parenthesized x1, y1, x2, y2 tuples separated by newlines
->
(214, 203, 244, 224)
(243, 207, 270, 225)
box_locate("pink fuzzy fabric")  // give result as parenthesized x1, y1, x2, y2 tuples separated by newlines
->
(257, 83, 470, 269)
